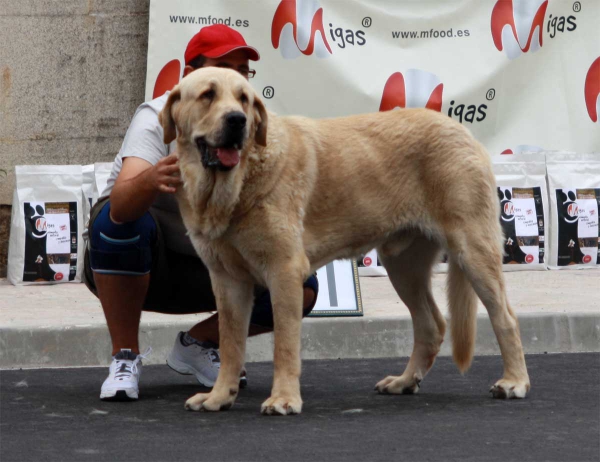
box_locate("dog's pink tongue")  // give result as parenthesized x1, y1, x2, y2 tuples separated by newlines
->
(216, 148, 240, 167)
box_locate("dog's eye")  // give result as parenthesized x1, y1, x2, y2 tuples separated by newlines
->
(200, 89, 215, 101)
(240, 93, 249, 105)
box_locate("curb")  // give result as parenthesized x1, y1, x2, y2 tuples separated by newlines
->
(1, 312, 598, 369)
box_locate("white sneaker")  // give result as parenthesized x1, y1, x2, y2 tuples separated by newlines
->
(100, 348, 151, 401)
(167, 332, 221, 387)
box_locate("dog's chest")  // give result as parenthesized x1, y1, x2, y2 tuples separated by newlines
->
(187, 229, 259, 282)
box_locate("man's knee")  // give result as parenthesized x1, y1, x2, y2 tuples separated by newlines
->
(249, 274, 319, 329)
(302, 274, 319, 311)
(89, 201, 157, 276)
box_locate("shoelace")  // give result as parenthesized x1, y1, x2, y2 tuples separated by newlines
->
(206, 348, 220, 367)
(114, 347, 152, 380)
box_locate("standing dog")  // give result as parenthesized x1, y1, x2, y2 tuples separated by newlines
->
(159, 68, 530, 415)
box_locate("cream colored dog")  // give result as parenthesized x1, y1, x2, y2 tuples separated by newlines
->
(159, 67, 530, 415)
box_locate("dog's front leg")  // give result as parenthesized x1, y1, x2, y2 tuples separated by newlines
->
(185, 274, 253, 412)
(261, 265, 305, 416)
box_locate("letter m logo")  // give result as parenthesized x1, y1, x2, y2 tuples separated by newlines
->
(271, 0, 332, 59)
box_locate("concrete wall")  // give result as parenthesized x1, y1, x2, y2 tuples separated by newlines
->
(0, 0, 151, 275)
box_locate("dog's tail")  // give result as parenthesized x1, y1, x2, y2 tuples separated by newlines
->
(447, 257, 478, 373)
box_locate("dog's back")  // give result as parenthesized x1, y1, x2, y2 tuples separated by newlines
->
(270, 109, 499, 270)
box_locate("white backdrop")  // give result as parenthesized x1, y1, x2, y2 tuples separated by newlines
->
(146, 0, 600, 155)
(144, 0, 600, 284)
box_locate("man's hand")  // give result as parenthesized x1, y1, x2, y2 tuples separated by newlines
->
(110, 154, 182, 223)
(148, 153, 182, 194)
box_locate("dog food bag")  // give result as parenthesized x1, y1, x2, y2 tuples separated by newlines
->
(92, 162, 113, 204)
(492, 152, 549, 271)
(82, 164, 94, 223)
(357, 249, 387, 277)
(546, 152, 600, 269)
(7, 165, 84, 285)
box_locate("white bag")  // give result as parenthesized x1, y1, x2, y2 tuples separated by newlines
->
(357, 249, 387, 277)
(82, 164, 94, 224)
(546, 152, 600, 269)
(92, 162, 113, 204)
(492, 152, 549, 271)
(7, 165, 85, 285)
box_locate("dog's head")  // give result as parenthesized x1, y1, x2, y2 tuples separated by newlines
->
(159, 67, 268, 172)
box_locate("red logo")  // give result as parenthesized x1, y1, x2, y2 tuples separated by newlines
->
(153, 59, 182, 100)
(504, 202, 515, 215)
(35, 217, 47, 233)
(525, 254, 534, 264)
(54, 273, 64, 281)
(59, 224, 67, 231)
(491, 0, 548, 60)
(271, 0, 332, 59)
(584, 57, 600, 123)
(567, 203, 579, 217)
(526, 209, 533, 215)
(363, 256, 373, 266)
(583, 255, 592, 264)
(379, 69, 443, 112)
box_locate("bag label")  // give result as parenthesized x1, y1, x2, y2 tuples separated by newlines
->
(555, 188, 600, 266)
(23, 202, 78, 282)
(498, 186, 545, 264)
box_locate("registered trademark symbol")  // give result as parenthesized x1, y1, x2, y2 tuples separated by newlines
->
(362, 17, 372, 28)
(573, 1, 581, 12)
(263, 86, 275, 99)
(486, 88, 496, 101)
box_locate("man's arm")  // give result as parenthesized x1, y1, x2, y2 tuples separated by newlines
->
(109, 154, 182, 223)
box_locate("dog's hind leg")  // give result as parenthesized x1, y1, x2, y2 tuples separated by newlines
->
(446, 229, 530, 399)
(375, 235, 446, 395)
(185, 273, 254, 412)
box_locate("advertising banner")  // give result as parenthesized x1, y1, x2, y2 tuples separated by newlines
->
(144, 0, 599, 291)
(146, 0, 600, 154)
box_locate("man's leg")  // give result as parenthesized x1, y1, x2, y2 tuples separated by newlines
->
(187, 285, 317, 343)
(94, 273, 149, 356)
(167, 274, 319, 388)
(88, 201, 156, 356)
(85, 200, 157, 401)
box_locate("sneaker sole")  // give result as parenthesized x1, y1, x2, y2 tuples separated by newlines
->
(166, 357, 216, 388)
(100, 389, 138, 401)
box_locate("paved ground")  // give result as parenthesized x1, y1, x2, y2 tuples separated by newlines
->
(2, 353, 599, 462)
(2, 271, 599, 368)
(3, 271, 599, 329)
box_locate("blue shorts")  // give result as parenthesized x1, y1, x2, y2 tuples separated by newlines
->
(88, 199, 156, 276)
(84, 198, 318, 328)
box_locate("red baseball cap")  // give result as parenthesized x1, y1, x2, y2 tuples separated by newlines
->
(184, 24, 260, 65)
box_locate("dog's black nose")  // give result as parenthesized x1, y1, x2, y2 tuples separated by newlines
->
(226, 112, 246, 129)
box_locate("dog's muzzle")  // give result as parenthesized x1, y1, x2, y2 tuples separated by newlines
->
(196, 112, 246, 172)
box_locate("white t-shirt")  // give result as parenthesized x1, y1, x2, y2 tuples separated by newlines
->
(102, 93, 196, 256)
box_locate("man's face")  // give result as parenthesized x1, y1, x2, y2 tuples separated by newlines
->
(184, 49, 252, 80)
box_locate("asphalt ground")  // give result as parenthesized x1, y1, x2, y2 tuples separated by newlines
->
(1, 353, 599, 462)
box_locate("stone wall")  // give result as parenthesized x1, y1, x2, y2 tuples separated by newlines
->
(0, 1, 151, 275)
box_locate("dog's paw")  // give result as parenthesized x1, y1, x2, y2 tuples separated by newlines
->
(185, 392, 235, 412)
(489, 378, 530, 399)
(375, 374, 421, 395)
(261, 395, 303, 416)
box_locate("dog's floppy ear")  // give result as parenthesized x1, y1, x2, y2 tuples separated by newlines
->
(159, 87, 181, 144)
(253, 93, 268, 147)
